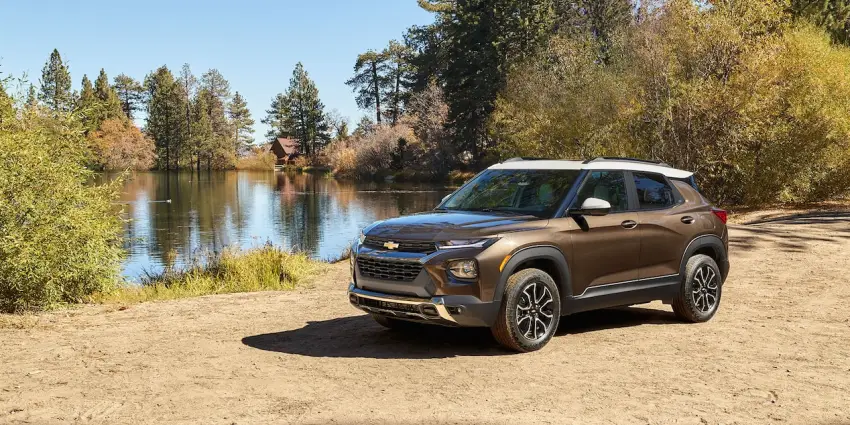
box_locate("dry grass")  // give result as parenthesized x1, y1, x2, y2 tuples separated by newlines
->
(95, 246, 324, 305)
(235, 151, 277, 170)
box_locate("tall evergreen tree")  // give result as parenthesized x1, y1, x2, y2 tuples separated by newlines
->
(438, 0, 554, 164)
(191, 91, 214, 171)
(228, 91, 254, 156)
(404, 23, 447, 95)
(286, 63, 329, 158)
(113, 74, 144, 120)
(145, 66, 185, 170)
(76, 75, 98, 131)
(199, 69, 232, 168)
(94, 69, 124, 121)
(262, 93, 291, 142)
(177, 64, 197, 167)
(38, 49, 73, 113)
(346, 51, 389, 124)
(382, 40, 414, 126)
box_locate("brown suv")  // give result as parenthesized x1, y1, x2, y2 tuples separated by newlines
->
(348, 157, 729, 352)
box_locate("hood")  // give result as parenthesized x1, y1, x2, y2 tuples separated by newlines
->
(364, 211, 547, 241)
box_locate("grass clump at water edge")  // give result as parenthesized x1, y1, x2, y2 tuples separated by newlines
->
(96, 246, 323, 304)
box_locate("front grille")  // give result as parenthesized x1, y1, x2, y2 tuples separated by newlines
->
(363, 236, 436, 253)
(357, 257, 423, 282)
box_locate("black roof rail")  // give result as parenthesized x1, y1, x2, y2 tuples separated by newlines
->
(583, 157, 670, 166)
(503, 157, 551, 162)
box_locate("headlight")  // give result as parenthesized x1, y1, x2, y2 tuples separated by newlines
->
(436, 238, 496, 250)
(447, 260, 478, 279)
(358, 230, 366, 244)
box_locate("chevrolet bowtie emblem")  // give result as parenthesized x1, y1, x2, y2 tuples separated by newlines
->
(383, 241, 400, 250)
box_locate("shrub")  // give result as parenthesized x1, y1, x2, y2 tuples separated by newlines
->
(88, 118, 156, 170)
(236, 148, 277, 170)
(0, 115, 124, 312)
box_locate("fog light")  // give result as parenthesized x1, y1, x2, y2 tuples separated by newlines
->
(447, 260, 478, 279)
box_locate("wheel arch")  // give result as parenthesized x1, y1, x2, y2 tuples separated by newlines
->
(680, 235, 728, 281)
(495, 245, 572, 306)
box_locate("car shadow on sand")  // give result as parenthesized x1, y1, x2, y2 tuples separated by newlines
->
(241, 306, 679, 359)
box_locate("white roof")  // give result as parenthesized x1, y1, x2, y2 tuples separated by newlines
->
(489, 159, 693, 179)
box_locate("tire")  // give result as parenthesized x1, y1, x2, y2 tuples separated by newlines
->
(371, 314, 410, 330)
(672, 254, 722, 322)
(491, 268, 561, 352)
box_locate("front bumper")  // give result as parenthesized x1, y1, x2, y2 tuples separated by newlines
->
(348, 283, 498, 327)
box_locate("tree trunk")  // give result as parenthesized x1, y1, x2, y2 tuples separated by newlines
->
(392, 66, 400, 126)
(372, 61, 381, 124)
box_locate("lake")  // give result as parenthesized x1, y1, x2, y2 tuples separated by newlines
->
(110, 171, 453, 281)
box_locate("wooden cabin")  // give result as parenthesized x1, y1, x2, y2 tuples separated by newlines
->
(270, 138, 299, 165)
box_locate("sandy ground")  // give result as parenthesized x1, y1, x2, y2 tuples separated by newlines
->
(2, 215, 850, 425)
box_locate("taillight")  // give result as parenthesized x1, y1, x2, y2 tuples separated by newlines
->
(711, 208, 728, 224)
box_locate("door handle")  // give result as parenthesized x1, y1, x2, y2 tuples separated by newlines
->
(681, 216, 695, 224)
(621, 220, 638, 229)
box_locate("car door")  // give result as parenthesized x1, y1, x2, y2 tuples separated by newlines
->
(551, 170, 641, 296)
(631, 171, 693, 279)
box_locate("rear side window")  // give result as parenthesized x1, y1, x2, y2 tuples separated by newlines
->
(633, 172, 675, 209)
(575, 171, 629, 212)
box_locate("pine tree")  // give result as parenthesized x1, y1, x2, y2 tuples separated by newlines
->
(262, 93, 291, 142)
(439, 0, 554, 164)
(382, 40, 413, 126)
(25, 84, 37, 110)
(177, 64, 197, 168)
(286, 63, 329, 158)
(145, 66, 186, 170)
(113, 74, 144, 120)
(76, 75, 98, 131)
(346, 51, 389, 124)
(38, 49, 73, 113)
(191, 91, 214, 171)
(199, 69, 233, 167)
(228, 91, 254, 156)
(78, 75, 96, 108)
(94, 69, 124, 121)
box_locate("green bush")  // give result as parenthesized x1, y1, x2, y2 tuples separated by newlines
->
(0, 114, 124, 312)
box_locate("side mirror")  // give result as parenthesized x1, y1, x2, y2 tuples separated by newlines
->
(569, 197, 611, 217)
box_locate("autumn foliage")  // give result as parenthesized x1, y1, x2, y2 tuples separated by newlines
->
(88, 118, 156, 171)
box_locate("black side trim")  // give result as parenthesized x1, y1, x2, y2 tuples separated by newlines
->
(495, 246, 573, 304)
(564, 274, 680, 314)
(681, 235, 728, 282)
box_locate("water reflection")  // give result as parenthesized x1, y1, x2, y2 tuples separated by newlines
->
(110, 171, 452, 280)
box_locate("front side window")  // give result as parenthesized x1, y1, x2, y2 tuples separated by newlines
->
(633, 172, 675, 209)
(574, 171, 629, 212)
(441, 169, 580, 218)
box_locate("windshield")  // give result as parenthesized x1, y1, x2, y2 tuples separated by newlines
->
(439, 169, 580, 218)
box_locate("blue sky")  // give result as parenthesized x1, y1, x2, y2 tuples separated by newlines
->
(0, 0, 433, 141)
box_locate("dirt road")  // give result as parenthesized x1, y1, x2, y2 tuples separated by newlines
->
(2, 216, 850, 424)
